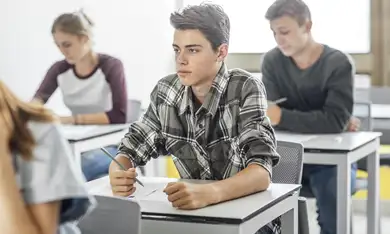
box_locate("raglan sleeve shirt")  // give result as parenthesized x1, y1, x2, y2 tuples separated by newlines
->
(101, 58, 128, 124)
(34, 62, 62, 103)
(34, 58, 128, 124)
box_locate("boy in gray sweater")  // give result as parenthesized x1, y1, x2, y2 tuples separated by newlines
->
(262, 1, 359, 234)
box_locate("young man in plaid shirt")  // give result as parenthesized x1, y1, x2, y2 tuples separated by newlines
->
(109, 3, 281, 233)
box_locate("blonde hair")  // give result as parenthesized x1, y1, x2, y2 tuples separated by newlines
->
(0, 81, 55, 160)
(51, 10, 94, 37)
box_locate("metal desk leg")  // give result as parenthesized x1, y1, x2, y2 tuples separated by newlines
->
(281, 193, 298, 234)
(337, 157, 351, 234)
(367, 139, 380, 234)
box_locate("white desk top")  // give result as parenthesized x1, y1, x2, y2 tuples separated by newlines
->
(276, 131, 382, 152)
(61, 124, 130, 141)
(87, 176, 300, 223)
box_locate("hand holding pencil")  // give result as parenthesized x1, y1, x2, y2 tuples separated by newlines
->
(102, 147, 144, 197)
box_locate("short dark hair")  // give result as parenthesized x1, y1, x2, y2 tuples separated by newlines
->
(265, 0, 311, 25)
(170, 3, 230, 51)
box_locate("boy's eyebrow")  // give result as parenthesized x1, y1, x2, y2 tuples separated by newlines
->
(173, 44, 203, 48)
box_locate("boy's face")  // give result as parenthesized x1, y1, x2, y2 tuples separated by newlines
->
(173, 29, 227, 87)
(270, 16, 311, 57)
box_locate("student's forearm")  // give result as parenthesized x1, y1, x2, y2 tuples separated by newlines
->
(0, 149, 39, 234)
(62, 113, 110, 125)
(210, 164, 270, 204)
(278, 108, 350, 133)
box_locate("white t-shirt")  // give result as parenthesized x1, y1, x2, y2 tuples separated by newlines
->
(13, 121, 95, 234)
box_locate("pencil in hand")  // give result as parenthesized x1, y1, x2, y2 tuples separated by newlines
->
(100, 147, 144, 187)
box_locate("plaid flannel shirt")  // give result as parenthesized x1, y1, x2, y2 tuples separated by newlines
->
(118, 64, 281, 234)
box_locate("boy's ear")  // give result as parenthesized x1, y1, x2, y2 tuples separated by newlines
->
(216, 43, 228, 62)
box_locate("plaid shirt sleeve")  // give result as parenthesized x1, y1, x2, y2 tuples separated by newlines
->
(238, 77, 280, 178)
(117, 84, 167, 166)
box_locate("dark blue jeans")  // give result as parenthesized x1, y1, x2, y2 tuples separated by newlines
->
(81, 145, 118, 181)
(300, 164, 357, 234)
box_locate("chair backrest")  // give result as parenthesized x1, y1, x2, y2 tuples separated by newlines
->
(127, 99, 142, 123)
(353, 100, 373, 131)
(272, 140, 304, 184)
(273, 141, 308, 234)
(78, 195, 141, 234)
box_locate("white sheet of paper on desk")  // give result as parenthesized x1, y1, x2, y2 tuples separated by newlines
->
(275, 132, 317, 143)
(130, 184, 169, 202)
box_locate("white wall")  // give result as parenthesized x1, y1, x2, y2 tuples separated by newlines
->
(0, 0, 176, 114)
(0, 0, 83, 114)
(84, 0, 176, 109)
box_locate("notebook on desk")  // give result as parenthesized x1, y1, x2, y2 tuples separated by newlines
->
(87, 176, 172, 202)
(62, 124, 130, 141)
(130, 183, 169, 202)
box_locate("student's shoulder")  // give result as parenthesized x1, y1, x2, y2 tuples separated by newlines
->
(99, 53, 124, 71)
(156, 73, 182, 91)
(227, 68, 265, 92)
(27, 120, 62, 143)
(262, 47, 285, 64)
(149, 73, 184, 105)
(228, 68, 253, 81)
(48, 59, 71, 75)
(322, 45, 354, 68)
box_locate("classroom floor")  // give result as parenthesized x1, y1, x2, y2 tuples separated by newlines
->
(307, 199, 390, 234)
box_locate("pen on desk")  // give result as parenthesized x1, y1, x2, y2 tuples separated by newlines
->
(100, 147, 144, 187)
(268, 97, 287, 105)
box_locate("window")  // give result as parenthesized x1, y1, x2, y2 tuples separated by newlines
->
(182, 0, 370, 53)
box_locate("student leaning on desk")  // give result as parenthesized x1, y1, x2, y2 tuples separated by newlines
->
(0, 81, 93, 234)
(109, 3, 281, 234)
(33, 10, 128, 181)
(261, 1, 359, 234)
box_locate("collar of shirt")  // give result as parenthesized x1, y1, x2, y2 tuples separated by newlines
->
(178, 63, 230, 117)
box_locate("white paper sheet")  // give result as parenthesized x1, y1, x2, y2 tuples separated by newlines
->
(130, 183, 169, 202)
(87, 177, 173, 202)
